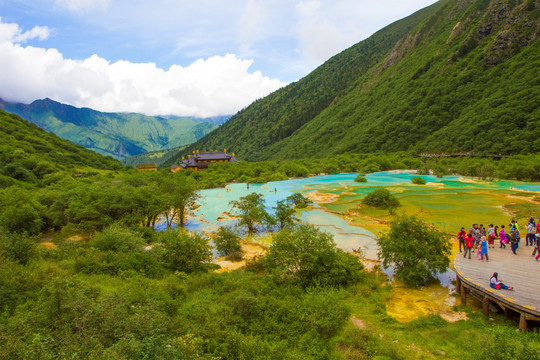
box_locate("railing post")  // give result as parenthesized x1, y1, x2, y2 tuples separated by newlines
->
(519, 314, 528, 333)
(483, 295, 490, 317)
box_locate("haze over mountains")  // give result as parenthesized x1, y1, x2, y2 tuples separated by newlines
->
(0, 98, 225, 159)
(173, 0, 539, 163)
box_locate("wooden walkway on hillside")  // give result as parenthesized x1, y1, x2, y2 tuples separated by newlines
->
(454, 244, 540, 331)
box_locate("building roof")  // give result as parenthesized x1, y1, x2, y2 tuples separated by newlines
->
(194, 151, 234, 161)
(179, 151, 237, 169)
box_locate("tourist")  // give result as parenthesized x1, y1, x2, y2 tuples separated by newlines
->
(457, 227, 466, 252)
(513, 223, 521, 249)
(499, 224, 508, 248)
(479, 236, 488, 261)
(479, 224, 486, 238)
(487, 224, 496, 248)
(510, 228, 519, 255)
(526, 218, 536, 246)
(512, 219, 519, 231)
(463, 232, 474, 259)
(490, 272, 513, 290)
(469, 224, 480, 251)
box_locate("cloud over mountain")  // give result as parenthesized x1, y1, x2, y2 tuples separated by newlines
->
(0, 18, 286, 117)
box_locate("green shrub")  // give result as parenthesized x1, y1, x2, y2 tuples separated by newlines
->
(377, 215, 451, 286)
(411, 176, 426, 185)
(91, 223, 145, 253)
(354, 174, 367, 182)
(0, 232, 37, 265)
(286, 192, 312, 208)
(265, 225, 363, 288)
(159, 229, 213, 273)
(362, 188, 400, 214)
(214, 226, 242, 261)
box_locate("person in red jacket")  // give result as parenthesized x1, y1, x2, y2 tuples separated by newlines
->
(457, 227, 466, 252)
(463, 232, 474, 259)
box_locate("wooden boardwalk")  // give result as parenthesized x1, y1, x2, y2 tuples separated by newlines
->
(454, 244, 540, 331)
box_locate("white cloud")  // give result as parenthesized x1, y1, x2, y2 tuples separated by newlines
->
(55, 0, 110, 12)
(0, 18, 286, 117)
(0, 17, 50, 43)
(293, 0, 438, 64)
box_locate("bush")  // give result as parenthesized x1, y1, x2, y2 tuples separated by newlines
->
(0, 232, 37, 265)
(377, 215, 451, 286)
(214, 226, 242, 261)
(91, 223, 145, 253)
(411, 176, 426, 185)
(286, 192, 312, 208)
(362, 188, 400, 214)
(354, 174, 367, 182)
(159, 229, 213, 273)
(265, 225, 363, 288)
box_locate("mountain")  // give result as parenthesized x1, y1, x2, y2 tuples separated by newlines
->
(0, 109, 122, 186)
(174, 0, 539, 163)
(0, 98, 219, 159)
(121, 145, 187, 167)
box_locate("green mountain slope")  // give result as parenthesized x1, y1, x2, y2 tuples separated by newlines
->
(176, 0, 539, 162)
(0, 109, 122, 186)
(0, 98, 219, 159)
(121, 145, 186, 167)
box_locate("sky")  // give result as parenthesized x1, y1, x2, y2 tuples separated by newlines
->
(0, 0, 438, 117)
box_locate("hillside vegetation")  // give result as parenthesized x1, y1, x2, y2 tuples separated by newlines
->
(0, 98, 218, 159)
(121, 145, 187, 167)
(178, 0, 539, 162)
(0, 109, 122, 187)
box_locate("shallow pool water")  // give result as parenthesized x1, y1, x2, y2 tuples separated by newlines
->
(159, 171, 538, 321)
(175, 171, 539, 260)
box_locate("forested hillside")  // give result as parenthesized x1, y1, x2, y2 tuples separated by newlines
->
(0, 109, 122, 187)
(178, 0, 539, 162)
(0, 98, 218, 159)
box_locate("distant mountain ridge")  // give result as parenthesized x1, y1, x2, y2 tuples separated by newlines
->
(0, 98, 223, 159)
(174, 0, 539, 163)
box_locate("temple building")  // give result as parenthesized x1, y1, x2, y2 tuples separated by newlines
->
(174, 150, 237, 171)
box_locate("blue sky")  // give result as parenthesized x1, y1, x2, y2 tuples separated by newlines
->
(0, 0, 438, 116)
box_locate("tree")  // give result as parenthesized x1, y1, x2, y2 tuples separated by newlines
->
(265, 225, 363, 288)
(377, 215, 451, 286)
(90, 223, 145, 253)
(273, 199, 298, 230)
(0, 188, 45, 235)
(354, 174, 367, 183)
(213, 226, 242, 260)
(361, 188, 400, 214)
(0, 232, 37, 265)
(159, 229, 213, 273)
(411, 176, 426, 185)
(286, 192, 312, 208)
(162, 175, 200, 228)
(229, 193, 270, 234)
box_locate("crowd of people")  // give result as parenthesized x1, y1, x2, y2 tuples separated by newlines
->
(457, 218, 540, 261)
(457, 218, 539, 292)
